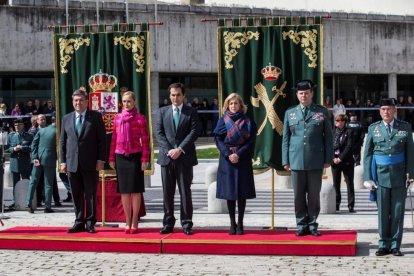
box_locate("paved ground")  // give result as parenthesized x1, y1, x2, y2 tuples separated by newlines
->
(1, 160, 414, 275)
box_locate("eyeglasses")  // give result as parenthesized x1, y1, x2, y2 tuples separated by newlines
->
(335, 120, 345, 122)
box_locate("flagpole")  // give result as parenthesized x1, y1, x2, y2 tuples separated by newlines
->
(271, 168, 275, 230)
(96, 0, 100, 25)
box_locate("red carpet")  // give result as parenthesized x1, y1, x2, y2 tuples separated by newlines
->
(0, 227, 357, 256)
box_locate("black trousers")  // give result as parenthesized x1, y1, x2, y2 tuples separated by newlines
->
(160, 161, 193, 229)
(331, 163, 355, 209)
(68, 169, 98, 227)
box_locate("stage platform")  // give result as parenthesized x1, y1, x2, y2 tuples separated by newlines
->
(0, 227, 357, 256)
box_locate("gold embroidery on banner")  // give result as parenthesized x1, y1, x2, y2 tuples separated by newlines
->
(251, 82, 287, 135)
(252, 157, 261, 166)
(114, 35, 146, 73)
(282, 29, 318, 68)
(223, 31, 260, 69)
(59, 37, 91, 74)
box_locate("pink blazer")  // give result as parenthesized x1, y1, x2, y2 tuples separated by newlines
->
(109, 112, 150, 163)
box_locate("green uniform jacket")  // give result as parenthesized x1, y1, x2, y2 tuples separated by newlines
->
(6, 131, 33, 173)
(31, 125, 57, 168)
(363, 119, 414, 188)
(282, 103, 333, 170)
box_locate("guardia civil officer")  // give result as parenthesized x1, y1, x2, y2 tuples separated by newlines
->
(363, 98, 414, 257)
(6, 119, 33, 210)
(282, 80, 333, 237)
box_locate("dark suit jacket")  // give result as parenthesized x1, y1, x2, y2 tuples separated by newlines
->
(333, 127, 354, 166)
(60, 109, 106, 172)
(155, 104, 200, 166)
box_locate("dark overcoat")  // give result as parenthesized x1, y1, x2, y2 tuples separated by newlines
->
(214, 117, 257, 200)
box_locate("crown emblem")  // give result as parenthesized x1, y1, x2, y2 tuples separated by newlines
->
(261, 63, 282, 81)
(88, 69, 118, 92)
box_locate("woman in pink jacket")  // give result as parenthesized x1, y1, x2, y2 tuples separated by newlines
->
(109, 91, 149, 234)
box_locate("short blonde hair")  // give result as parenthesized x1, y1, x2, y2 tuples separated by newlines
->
(122, 91, 136, 101)
(222, 93, 247, 114)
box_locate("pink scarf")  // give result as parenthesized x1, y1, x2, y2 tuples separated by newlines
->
(118, 107, 137, 156)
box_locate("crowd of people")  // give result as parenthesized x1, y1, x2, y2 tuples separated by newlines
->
(324, 95, 414, 131)
(0, 82, 413, 257)
(0, 97, 56, 133)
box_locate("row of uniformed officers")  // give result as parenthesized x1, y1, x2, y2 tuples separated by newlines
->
(281, 80, 413, 257)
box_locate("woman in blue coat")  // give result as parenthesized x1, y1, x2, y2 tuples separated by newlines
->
(213, 93, 257, 235)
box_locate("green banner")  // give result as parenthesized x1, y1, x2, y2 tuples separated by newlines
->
(218, 23, 323, 172)
(53, 29, 154, 174)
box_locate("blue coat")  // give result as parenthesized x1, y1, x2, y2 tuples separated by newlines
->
(214, 117, 257, 200)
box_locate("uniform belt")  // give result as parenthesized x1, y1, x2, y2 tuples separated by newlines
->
(371, 152, 405, 181)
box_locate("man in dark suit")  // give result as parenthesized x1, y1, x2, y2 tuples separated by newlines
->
(60, 89, 106, 234)
(282, 80, 333, 237)
(155, 83, 200, 235)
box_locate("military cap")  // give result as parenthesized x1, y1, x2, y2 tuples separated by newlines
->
(379, 98, 397, 107)
(294, 79, 316, 91)
(13, 118, 24, 124)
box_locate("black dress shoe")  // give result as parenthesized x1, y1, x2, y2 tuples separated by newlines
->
(159, 226, 174, 234)
(86, 225, 97, 234)
(183, 227, 193, 235)
(349, 208, 356, 213)
(7, 204, 15, 211)
(310, 230, 321, 237)
(236, 223, 244, 235)
(67, 225, 85, 233)
(44, 208, 54, 213)
(391, 248, 403, 256)
(295, 229, 309, 236)
(229, 223, 237, 235)
(54, 202, 62, 207)
(27, 207, 34, 213)
(375, 248, 389, 256)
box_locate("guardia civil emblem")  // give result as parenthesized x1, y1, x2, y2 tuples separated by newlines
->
(251, 63, 286, 135)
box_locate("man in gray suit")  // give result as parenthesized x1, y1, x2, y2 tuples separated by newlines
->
(60, 89, 106, 234)
(26, 117, 57, 213)
(155, 83, 200, 235)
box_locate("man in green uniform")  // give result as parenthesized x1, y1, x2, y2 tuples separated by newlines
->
(26, 120, 57, 213)
(364, 98, 414, 257)
(282, 80, 333, 236)
(6, 119, 33, 210)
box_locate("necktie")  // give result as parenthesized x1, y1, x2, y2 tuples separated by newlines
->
(387, 123, 391, 135)
(303, 107, 308, 118)
(174, 107, 180, 130)
(76, 114, 83, 137)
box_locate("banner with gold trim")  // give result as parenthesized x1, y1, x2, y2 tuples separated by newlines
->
(53, 23, 154, 174)
(218, 17, 323, 172)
